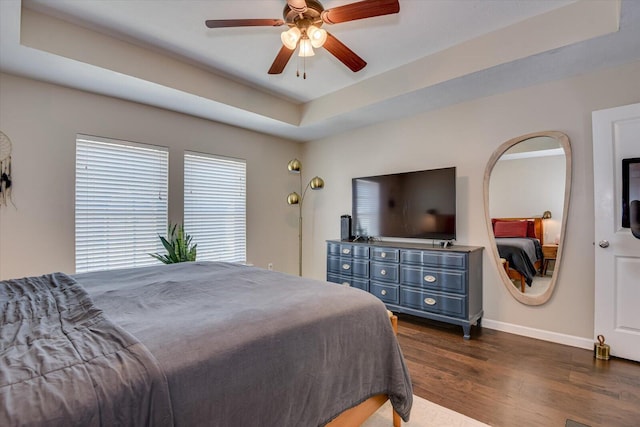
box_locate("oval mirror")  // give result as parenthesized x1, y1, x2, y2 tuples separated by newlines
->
(483, 131, 571, 305)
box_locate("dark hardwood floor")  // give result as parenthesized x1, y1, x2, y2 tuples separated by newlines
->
(397, 315, 640, 427)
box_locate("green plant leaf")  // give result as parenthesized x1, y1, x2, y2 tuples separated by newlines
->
(149, 222, 198, 264)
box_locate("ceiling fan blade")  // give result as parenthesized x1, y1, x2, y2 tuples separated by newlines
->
(321, 0, 399, 24)
(323, 32, 366, 72)
(205, 19, 285, 28)
(268, 46, 295, 74)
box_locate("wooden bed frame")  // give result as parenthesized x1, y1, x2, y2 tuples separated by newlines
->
(326, 313, 402, 427)
(494, 217, 544, 293)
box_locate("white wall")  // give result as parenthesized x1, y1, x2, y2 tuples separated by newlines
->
(302, 60, 640, 341)
(0, 73, 302, 279)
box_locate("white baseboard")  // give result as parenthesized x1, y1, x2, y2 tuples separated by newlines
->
(481, 319, 593, 350)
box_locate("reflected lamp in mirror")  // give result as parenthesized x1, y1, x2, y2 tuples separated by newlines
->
(484, 131, 572, 306)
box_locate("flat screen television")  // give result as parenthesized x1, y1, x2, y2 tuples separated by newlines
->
(352, 167, 456, 240)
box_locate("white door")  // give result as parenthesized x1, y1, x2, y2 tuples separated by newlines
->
(593, 102, 640, 362)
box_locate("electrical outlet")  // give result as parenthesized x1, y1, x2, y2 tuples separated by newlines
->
(267, 263, 273, 271)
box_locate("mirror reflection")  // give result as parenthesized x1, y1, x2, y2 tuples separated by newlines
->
(484, 132, 571, 305)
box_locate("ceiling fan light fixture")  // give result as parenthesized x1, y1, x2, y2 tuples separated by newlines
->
(281, 26, 301, 50)
(298, 38, 315, 57)
(307, 25, 327, 48)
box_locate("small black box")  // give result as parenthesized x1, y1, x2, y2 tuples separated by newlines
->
(340, 215, 352, 241)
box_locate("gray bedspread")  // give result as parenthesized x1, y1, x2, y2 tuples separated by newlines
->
(75, 261, 413, 426)
(0, 272, 173, 426)
(495, 237, 542, 286)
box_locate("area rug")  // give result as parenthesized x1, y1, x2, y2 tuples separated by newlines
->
(363, 394, 490, 427)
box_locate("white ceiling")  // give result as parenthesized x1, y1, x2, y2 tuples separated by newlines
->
(1, 0, 639, 142)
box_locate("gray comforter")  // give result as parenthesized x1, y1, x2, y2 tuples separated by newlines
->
(2, 262, 413, 426)
(0, 272, 173, 426)
(495, 237, 542, 286)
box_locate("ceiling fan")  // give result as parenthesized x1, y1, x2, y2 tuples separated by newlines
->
(205, 0, 400, 75)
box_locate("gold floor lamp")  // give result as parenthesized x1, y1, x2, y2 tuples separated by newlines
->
(287, 158, 324, 276)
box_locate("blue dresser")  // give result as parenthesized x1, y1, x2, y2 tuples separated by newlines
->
(327, 240, 483, 339)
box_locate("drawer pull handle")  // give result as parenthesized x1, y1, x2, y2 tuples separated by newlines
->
(424, 298, 436, 305)
(342, 248, 351, 254)
(380, 269, 387, 276)
(381, 252, 387, 258)
(381, 290, 387, 296)
(342, 282, 350, 287)
(424, 275, 436, 283)
(342, 264, 350, 270)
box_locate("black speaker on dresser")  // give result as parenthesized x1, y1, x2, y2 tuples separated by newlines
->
(340, 215, 352, 241)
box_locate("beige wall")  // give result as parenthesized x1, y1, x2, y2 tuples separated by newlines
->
(490, 154, 566, 243)
(0, 73, 301, 279)
(2, 60, 640, 344)
(302, 60, 640, 341)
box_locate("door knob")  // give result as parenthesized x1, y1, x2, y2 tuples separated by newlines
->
(599, 240, 610, 248)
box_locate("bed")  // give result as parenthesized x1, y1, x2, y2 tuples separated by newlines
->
(0, 261, 413, 426)
(492, 217, 544, 292)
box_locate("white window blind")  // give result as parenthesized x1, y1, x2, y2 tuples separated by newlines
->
(184, 152, 246, 263)
(75, 135, 168, 273)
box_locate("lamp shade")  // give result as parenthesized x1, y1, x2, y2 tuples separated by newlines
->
(310, 176, 325, 189)
(298, 38, 315, 57)
(542, 210, 552, 219)
(287, 159, 301, 173)
(281, 27, 301, 50)
(287, 192, 300, 205)
(307, 25, 327, 48)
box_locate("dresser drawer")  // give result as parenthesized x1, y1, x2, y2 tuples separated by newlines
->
(352, 245, 370, 259)
(327, 256, 343, 274)
(327, 274, 368, 292)
(328, 257, 368, 278)
(370, 282, 399, 304)
(370, 261, 399, 283)
(347, 277, 369, 291)
(400, 266, 466, 294)
(332, 244, 355, 257)
(327, 243, 342, 257)
(371, 247, 399, 262)
(328, 243, 369, 258)
(400, 250, 467, 269)
(338, 245, 354, 257)
(401, 288, 466, 318)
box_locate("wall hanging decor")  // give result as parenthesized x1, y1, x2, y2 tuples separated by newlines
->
(0, 131, 13, 207)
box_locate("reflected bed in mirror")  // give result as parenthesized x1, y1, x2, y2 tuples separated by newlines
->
(484, 131, 572, 305)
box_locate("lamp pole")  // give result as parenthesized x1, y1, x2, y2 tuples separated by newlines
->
(287, 159, 324, 276)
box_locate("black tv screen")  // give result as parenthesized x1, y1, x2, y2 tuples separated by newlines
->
(352, 167, 456, 240)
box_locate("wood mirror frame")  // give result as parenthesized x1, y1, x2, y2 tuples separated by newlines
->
(483, 131, 572, 305)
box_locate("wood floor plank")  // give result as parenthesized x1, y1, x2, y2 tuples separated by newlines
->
(397, 315, 640, 427)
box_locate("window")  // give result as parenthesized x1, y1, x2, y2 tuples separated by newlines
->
(75, 135, 168, 273)
(184, 152, 246, 263)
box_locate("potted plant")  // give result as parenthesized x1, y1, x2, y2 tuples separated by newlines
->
(150, 223, 197, 264)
